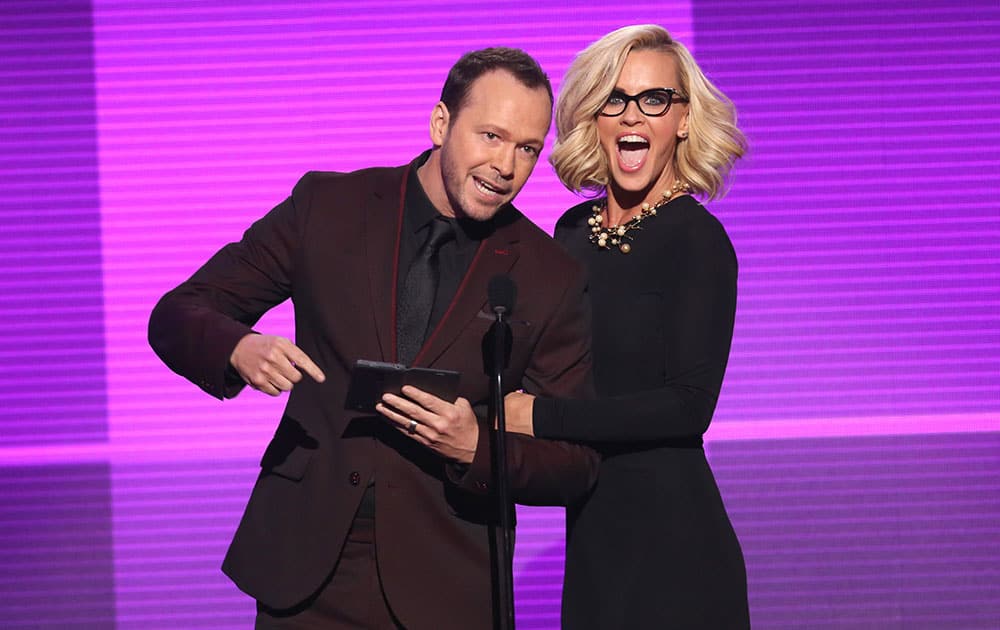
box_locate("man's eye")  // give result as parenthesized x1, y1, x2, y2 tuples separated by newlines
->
(484, 132, 499, 140)
(521, 146, 539, 156)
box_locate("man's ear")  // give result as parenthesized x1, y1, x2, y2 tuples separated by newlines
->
(429, 101, 451, 147)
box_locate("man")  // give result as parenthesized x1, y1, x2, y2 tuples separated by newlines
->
(148, 48, 597, 629)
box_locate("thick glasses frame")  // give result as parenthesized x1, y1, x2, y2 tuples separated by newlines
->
(598, 87, 688, 117)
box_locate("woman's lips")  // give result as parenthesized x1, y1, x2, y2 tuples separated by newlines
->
(617, 134, 649, 171)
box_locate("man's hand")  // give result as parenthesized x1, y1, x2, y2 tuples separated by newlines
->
(376, 385, 479, 464)
(503, 391, 536, 436)
(229, 333, 325, 396)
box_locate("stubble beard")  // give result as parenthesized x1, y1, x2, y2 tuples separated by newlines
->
(440, 149, 504, 223)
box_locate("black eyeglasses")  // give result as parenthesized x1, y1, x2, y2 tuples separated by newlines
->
(599, 88, 688, 117)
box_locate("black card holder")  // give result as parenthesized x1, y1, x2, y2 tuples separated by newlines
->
(344, 359, 461, 412)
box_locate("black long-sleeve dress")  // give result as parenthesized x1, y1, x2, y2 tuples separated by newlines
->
(532, 195, 751, 629)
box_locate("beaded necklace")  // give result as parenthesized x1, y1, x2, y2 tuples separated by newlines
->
(588, 180, 691, 253)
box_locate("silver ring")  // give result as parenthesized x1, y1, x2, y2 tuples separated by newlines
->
(407, 419, 418, 434)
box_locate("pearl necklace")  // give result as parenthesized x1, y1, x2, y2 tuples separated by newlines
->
(588, 180, 691, 253)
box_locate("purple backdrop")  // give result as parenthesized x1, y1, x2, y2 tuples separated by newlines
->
(2, 1, 997, 628)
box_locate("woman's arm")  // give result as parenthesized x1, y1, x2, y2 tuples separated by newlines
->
(530, 212, 737, 443)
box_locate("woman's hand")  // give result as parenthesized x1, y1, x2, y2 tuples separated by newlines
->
(503, 391, 536, 436)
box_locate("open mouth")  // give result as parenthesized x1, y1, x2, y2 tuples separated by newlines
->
(474, 177, 509, 199)
(617, 134, 649, 170)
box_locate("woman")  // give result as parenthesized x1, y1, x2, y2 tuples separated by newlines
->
(505, 25, 750, 628)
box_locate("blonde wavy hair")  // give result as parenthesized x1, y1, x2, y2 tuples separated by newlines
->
(551, 24, 746, 200)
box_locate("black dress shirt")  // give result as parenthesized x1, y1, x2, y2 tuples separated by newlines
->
(396, 152, 492, 350)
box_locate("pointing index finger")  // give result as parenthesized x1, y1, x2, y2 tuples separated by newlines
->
(285, 344, 326, 383)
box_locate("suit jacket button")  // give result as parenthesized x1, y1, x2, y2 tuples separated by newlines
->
(349, 471, 361, 486)
(476, 480, 488, 491)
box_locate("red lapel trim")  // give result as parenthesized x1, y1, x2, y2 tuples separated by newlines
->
(389, 162, 411, 364)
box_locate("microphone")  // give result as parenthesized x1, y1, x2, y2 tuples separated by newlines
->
(484, 274, 517, 630)
(488, 274, 517, 318)
(484, 275, 516, 373)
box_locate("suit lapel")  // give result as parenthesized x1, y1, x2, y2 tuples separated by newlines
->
(416, 211, 521, 367)
(363, 164, 410, 362)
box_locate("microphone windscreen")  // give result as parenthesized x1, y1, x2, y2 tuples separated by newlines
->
(488, 274, 517, 315)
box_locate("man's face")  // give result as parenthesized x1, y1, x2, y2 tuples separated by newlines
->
(430, 70, 551, 221)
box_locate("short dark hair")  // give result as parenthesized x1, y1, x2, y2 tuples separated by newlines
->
(439, 47, 553, 115)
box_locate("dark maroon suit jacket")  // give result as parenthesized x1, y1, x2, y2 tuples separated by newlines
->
(148, 157, 598, 629)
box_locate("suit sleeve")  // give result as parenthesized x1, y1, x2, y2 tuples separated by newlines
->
(148, 174, 313, 399)
(534, 215, 737, 443)
(450, 264, 600, 506)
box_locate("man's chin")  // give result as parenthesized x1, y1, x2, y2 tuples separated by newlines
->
(445, 186, 508, 222)
(456, 201, 505, 222)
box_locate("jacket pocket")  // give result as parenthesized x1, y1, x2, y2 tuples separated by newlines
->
(259, 414, 318, 481)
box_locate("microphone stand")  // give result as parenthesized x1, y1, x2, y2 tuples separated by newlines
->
(487, 304, 515, 630)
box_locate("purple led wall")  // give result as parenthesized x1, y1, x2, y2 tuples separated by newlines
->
(1, 3, 116, 627)
(1, 1, 997, 628)
(701, 1, 1000, 425)
(1, 3, 107, 444)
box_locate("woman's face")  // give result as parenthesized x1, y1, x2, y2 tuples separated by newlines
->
(597, 49, 689, 200)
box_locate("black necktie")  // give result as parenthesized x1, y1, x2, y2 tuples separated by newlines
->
(397, 218, 455, 365)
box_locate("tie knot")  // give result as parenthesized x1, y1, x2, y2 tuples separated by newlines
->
(422, 217, 455, 254)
